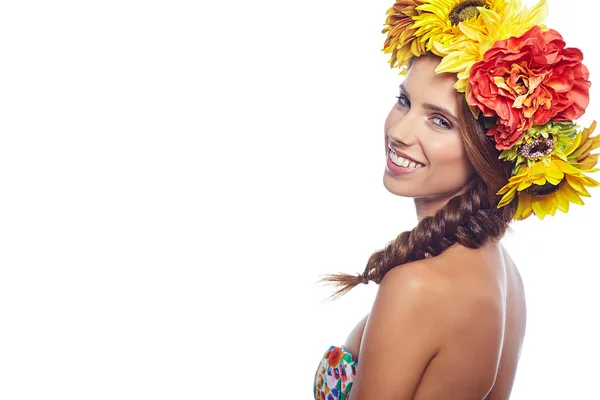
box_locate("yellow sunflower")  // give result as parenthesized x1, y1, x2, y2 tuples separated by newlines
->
(434, 0, 549, 93)
(411, 0, 508, 54)
(497, 121, 600, 220)
(382, 0, 428, 71)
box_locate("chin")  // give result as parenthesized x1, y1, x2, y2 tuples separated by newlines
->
(382, 172, 419, 198)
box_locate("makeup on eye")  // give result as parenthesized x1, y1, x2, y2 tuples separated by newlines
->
(398, 84, 459, 126)
(396, 94, 410, 107)
(431, 115, 452, 129)
(395, 92, 453, 130)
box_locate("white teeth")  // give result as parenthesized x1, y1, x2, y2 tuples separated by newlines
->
(389, 149, 424, 168)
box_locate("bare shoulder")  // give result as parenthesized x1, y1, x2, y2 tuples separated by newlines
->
(354, 255, 502, 398)
(377, 258, 455, 317)
(352, 259, 454, 398)
(372, 258, 452, 341)
(429, 242, 507, 316)
(380, 257, 448, 292)
(372, 257, 480, 349)
(373, 241, 511, 339)
(390, 248, 504, 318)
(383, 242, 503, 297)
(356, 244, 521, 399)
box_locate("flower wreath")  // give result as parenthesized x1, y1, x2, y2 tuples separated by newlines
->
(382, 0, 600, 220)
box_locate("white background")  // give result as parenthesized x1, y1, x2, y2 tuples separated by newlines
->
(0, 0, 598, 398)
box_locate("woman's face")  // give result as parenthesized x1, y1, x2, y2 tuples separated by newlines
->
(383, 54, 474, 201)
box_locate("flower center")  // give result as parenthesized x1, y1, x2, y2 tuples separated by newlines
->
(525, 178, 567, 197)
(518, 136, 555, 160)
(449, 0, 487, 25)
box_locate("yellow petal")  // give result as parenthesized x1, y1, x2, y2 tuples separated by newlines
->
(515, 192, 533, 221)
(579, 120, 596, 144)
(531, 161, 547, 176)
(578, 153, 600, 170)
(520, 0, 549, 30)
(546, 199, 557, 216)
(515, 166, 530, 178)
(477, 8, 501, 35)
(497, 180, 518, 195)
(556, 191, 570, 213)
(531, 198, 548, 220)
(575, 138, 594, 159)
(546, 176, 562, 186)
(566, 132, 583, 156)
(497, 187, 517, 208)
(580, 176, 600, 187)
(577, 185, 591, 197)
(566, 174, 586, 194)
(415, 3, 450, 20)
(457, 21, 485, 42)
(546, 161, 565, 182)
(518, 180, 534, 191)
(554, 159, 581, 175)
(561, 184, 585, 205)
(579, 135, 600, 161)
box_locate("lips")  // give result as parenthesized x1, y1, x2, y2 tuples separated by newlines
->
(388, 145, 424, 166)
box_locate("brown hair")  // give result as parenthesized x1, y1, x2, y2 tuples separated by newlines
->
(320, 66, 518, 299)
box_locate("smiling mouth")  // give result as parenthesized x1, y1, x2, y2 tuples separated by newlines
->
(389, 148, 425, 168)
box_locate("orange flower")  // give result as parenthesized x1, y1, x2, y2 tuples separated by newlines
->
(326, 347, 343, 367)
(382, 0, 427, 70)
(468, 26, 591, 149)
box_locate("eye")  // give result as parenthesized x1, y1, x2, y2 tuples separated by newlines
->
(431, 115, 452, 130)
(396, 94, 410, 108)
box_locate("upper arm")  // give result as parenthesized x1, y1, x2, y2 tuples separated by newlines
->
(351, 264, 445, 400)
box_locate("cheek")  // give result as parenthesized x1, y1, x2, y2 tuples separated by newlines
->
(383, 108, 395, 134)
(426, 137, 470, 171)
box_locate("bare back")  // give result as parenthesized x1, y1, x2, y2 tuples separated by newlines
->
(344, 242, 526, 399)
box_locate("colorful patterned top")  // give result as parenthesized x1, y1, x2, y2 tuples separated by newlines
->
(313, 345, 358, 400)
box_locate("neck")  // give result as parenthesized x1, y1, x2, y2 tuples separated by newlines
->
(414, 186, 470, 222)
(414, 196, 450, 222)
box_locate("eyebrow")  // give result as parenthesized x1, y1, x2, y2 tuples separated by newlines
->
(400, 84, 459, 123)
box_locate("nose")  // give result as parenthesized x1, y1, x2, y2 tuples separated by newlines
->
(385, 108, 419, 146)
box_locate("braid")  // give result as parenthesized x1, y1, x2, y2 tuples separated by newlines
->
(320, 176, 513, 300)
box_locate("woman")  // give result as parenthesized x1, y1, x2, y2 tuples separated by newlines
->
(313, 0, 598, 399)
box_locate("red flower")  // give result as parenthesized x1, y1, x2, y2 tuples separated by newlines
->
(468, 26, 591, 149)
(326, 347, 343, 367)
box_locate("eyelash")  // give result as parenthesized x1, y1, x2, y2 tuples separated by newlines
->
(396, 94, 409, 108)
(395, 94, 452, 130)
